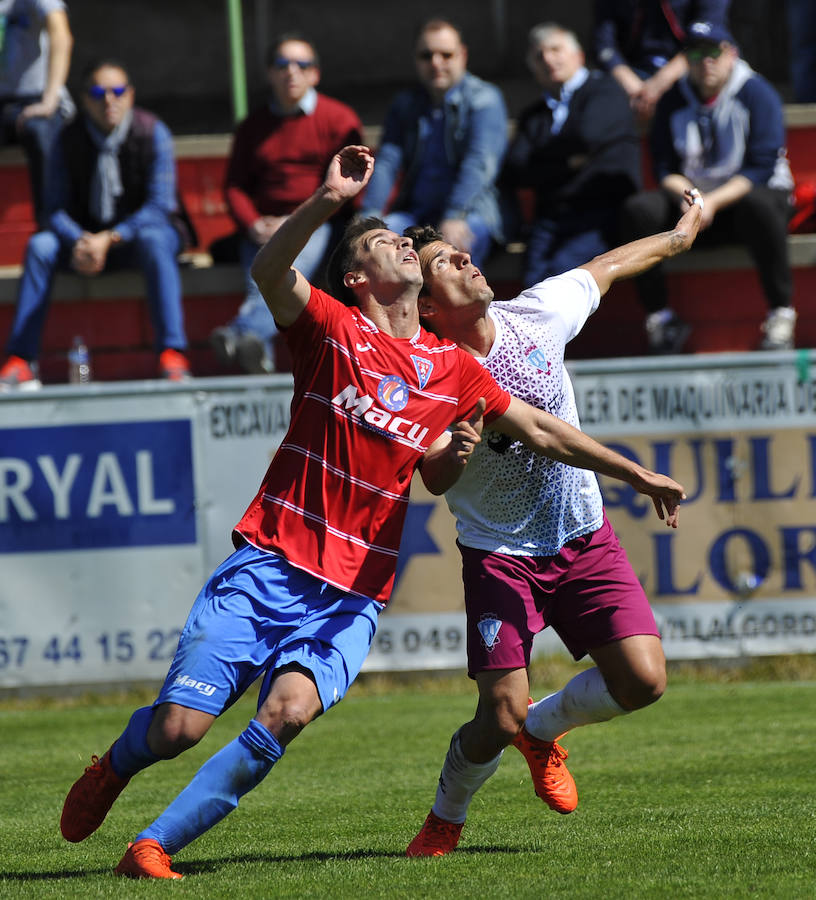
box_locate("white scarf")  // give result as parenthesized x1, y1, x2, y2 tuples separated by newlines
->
(86, 108, 133, 223)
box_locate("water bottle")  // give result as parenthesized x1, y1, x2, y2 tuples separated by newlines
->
(68, 336, 92, 384)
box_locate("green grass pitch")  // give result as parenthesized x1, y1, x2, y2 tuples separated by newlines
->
(1, 662, 815, 898)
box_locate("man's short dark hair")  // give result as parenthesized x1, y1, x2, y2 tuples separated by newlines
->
(266, 32, 320, 67)
(326, 216, 388, 306)
(416, 18, 466, 45)
(81, 58, 131, 87)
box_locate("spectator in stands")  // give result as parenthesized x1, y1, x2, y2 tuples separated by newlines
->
(500, 22, 641, 287)
(360, 18, 507, 268)
(619, 21, 795, 353)
(0, 59, 193, 390)
(209, 33, 362, 375)
(786, 0, 816, 103)
(594, 0, 731, 124)
(0, 0, 74, 225)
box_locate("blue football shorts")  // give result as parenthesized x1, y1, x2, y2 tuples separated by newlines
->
(155, 542, 382, 716)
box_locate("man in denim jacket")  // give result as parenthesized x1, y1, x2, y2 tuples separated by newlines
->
(361, 18, 507, 267)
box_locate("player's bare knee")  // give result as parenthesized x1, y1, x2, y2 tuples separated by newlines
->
(613, 665, 666, 710)
(147, 705, 211, 757)
(484, 695, 528, 745)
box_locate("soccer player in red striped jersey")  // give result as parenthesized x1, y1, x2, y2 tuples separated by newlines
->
(60, 146, 686, 880)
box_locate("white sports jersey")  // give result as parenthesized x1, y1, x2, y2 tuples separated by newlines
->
(444, 267, 604, 555)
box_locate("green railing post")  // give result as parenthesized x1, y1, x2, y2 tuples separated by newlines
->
(226, 0, 248, 123)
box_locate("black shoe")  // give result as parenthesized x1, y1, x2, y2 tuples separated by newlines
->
(236, 333, 275, 374)
(210, 326, 238, 366)
(646, 311, 691, 354)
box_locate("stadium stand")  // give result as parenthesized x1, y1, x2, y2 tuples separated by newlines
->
(1, 113, 815, 382)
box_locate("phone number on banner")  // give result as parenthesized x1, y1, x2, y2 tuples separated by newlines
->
(0, 629, 182, 671)
(364, 613, 468, 672)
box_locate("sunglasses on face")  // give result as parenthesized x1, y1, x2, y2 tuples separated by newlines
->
(87, 84, 129, 99)
(272, 56, 315, 70)
(686, 44, 724, 62)
(416, 50, 455, 61)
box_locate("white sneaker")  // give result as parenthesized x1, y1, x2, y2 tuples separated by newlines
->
(759, 306, 796, 350)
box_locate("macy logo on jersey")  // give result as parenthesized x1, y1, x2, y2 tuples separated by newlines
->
(478, 614, 503, 652)
(332, 383, 430, 449)
(173, 674, 217, 696)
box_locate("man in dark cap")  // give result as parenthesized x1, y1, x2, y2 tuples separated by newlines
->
(619, 20, 796, 353)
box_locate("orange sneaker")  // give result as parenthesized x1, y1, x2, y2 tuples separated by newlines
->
(512, 726, 577, 814)
(158, 348, 191, 382)
(0, 355, 41, 392)
(406, 810, 464, 857)
(115, 838, 182, 880)
(60, 749, 130, 842)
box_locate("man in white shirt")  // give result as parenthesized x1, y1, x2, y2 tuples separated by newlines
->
(403, 189, 704, 857)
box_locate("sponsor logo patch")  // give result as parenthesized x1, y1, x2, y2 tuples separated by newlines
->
(174, 674, 217, 697)
(377, 375, 410, 412)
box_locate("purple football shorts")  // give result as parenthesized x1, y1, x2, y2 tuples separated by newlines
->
(460, 514, 658, 676)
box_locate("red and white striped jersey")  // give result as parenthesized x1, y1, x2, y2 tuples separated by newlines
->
(234, 285, 511, 605)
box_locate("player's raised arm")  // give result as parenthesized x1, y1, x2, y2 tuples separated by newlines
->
(250, 145, 375, 327)
(581, 188, 704, 297)
(492, 396, 686, 526)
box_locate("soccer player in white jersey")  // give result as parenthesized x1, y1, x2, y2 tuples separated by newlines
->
(404, 188, 704, 856)
(59, 146, 688, 879)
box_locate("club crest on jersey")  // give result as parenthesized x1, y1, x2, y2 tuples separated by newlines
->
(478, 615, 502, 652)
(525, 344, 551, 375)
(410, 354, 433, 389)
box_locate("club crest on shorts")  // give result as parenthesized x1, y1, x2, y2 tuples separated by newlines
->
(410, 355, 433, 389)
(478, 614, 502, 651)
(377, 375, 409, 411)
(525, 344, 551, 375)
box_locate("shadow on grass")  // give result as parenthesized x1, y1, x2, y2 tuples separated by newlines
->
(180, 844, 520, 875)
(3, 845, 522, 882)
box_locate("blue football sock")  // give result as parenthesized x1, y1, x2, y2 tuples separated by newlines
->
(109, 706, 161, 779)
(137, 718, 283, 855)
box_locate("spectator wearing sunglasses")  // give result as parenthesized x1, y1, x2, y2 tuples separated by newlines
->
(619, 21, 795, 353)
(0, 0, 75, 226)
(360, 18, 508, 269)
(0, 58, 194, 390)
(209, 32, 362, 375)
(593, 1, 731, 125)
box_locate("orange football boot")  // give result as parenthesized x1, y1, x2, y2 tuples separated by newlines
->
(115, 839, 182, 879)
(512, 726, 578, 814)
(60, 749, 130, 842)
(406, 810, 464, 857)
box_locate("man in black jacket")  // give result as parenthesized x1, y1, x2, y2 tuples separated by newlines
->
(0, 59, 192, 390)
(501, 22, 641, 287)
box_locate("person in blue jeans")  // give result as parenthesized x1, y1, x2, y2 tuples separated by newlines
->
(0, 0, 75, 226)
(360, 18, 508, 268)
(0, 58, 194, 390)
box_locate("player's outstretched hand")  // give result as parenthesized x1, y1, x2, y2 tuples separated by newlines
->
(637, 472, 686, 528)
(325, 146, 375, 202)
(449, 397, 486, 465)
(674, 187, 704, 248)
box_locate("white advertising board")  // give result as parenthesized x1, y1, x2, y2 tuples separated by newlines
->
(1, 351, 815, 690)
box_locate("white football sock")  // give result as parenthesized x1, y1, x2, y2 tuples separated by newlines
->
(431, 729, 503, 824)
(525, 667, 627, 741)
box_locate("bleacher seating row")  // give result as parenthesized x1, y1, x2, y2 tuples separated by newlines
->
(1, 112, 815, 384)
